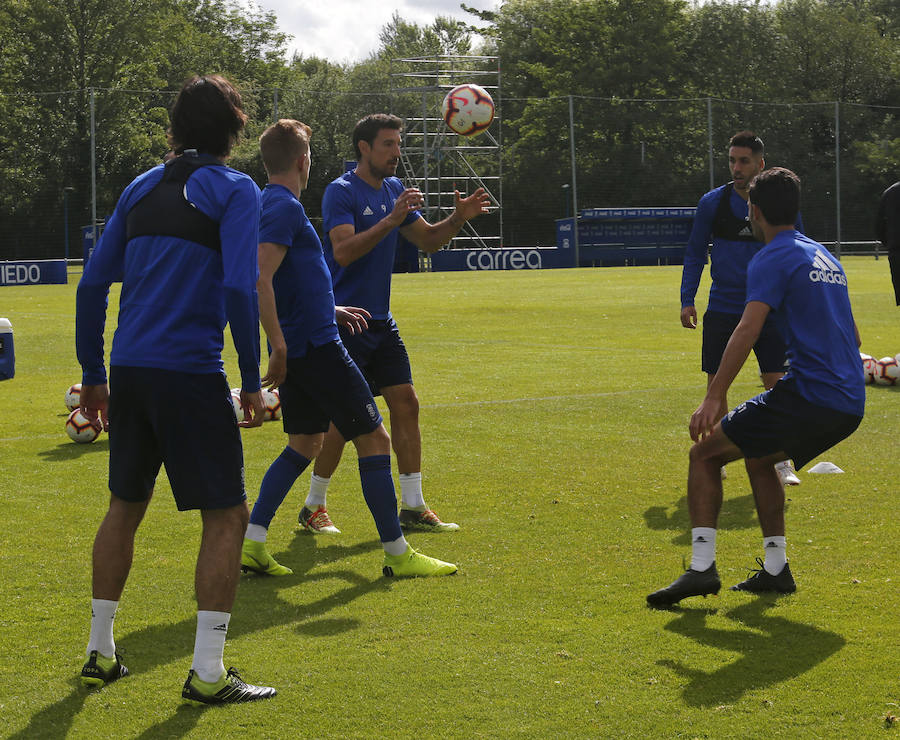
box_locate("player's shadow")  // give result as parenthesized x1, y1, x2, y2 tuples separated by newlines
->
(643, 492, 788, 545)
(656, 598, 845, 707)
(37, 438, 110, 461)
(10, 535, 387, 740)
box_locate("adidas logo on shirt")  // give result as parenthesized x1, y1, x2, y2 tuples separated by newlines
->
(809, 248, 847, 285)
(362, 206, 374, 216)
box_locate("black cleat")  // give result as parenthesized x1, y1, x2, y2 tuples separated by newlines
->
(647, 563, 721, 608)
(80, 650, 129, 687)
(731, 558, 796, 594)
(182, 667, 276, 706)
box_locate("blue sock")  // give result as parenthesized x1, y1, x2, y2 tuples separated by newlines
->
(358, 455, 402, 543)
(250, 446, 311, 529)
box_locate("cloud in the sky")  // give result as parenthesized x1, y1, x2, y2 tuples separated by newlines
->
(254, 0, 495, 63)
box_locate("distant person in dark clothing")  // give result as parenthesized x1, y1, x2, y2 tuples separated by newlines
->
(876, 180, 900, 304)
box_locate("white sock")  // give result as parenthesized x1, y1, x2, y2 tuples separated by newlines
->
(244, 523, 267, 543)
(690, 527, 717, 571)
(399, 472, 425, 509)
(86, 598, 118, 658)
(763, 536, 787, 575)
(305, 473, 330, 509)
(192, 611, 230, 684)
(383, 535, 409, 557)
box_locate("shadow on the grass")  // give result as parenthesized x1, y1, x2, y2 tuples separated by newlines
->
(10, 535, 386, 739)
(37, 438, 110, 461)
(643, 492, 791, 545)
(656, 598, 845, 707)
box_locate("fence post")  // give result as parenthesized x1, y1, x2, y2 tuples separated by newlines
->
(707, 97, 714, 191)
(834, 100, 841, 258)
(568, 95, 579, 267)
(90, 87, 97, 247)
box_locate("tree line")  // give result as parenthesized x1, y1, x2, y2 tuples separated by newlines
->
(1, 0, 898, 259)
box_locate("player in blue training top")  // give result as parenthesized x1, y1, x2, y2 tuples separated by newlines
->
(297, 113, 491, 535)
(648, 167, 865, 607)
(681, 131, 805, 486)
(75, 75, 275, 704)
(241, 118, 457, 579)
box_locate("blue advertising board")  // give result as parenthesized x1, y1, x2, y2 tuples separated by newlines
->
(556, 207, 695, 266)
(431, 246, 574, 272)
(0, 259, 68, 286)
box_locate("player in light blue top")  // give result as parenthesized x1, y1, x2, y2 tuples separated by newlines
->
(302, 113, 491, 534)
(680, 132, 805, 485)
(241, 119, 457, 579)
(648, 167, 864, 607)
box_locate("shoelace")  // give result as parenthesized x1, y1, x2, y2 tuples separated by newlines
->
(309, 509, 335, 527)
(743, 556, 767, 578)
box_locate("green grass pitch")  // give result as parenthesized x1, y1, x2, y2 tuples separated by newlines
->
(1, 259, 899, 738)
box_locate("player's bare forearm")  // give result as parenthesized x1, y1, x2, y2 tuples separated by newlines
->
(408, 188, 491, 252)
(331, 219, 400, 266)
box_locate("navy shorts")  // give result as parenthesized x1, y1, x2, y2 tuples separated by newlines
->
(338, 317, 413, 396)
(108, 366, 246, 511)
(279, 341, 383, 440)
(702, 310, 788, 375)
(720, 377, 862, 469)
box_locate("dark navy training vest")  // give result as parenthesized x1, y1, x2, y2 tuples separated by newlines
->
(711, 182, 757, 243)
(126, 154, 222, 252)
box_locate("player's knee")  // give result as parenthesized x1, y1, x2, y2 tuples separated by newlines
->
(353, 424, 391, 456)
(389, 388, 419, 420)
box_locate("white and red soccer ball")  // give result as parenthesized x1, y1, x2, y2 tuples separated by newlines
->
(65, 408, 101, 443)
(65, 383, 82, 411)
(874, 356, 900, 386)
(263, 387, 281, 421)
(442, 83, 495, 137)
(860, 353, 878, 384)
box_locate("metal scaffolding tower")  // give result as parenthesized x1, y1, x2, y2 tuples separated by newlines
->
(390, 56, 501, 254)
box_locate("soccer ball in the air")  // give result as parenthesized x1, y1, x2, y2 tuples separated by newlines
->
(860, 353, 878, 384)
(442, 84, 495, 137)
(263, 388, 281, 421)
(65, 408, 101, 443)
(874, 356, 900, 386)
(65, 383, 82, 411)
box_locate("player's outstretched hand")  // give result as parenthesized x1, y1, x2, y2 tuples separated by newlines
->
(239, 389, 266, 428)
(689, 396, 724, 442)
(261, 347, 287, 390)
(80, 383, 110, 432)
(389, 188, 424, 226)
(454, 187, 491, 221)
(336, 305, 371, 335)
(681, 305, 697, 329)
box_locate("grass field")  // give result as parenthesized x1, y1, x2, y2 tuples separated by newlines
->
(1, 259, 899, 738)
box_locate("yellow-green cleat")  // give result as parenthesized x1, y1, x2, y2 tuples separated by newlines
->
(240, 539, 293, 576)
(182, 667, 276, 705)
(382, 545, 458, 577)
(80, 650, 129, 687)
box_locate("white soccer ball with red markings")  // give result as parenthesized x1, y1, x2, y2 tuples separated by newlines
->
(442, 84, 495, 137)
(860, 353, 878, 384)
(874, 356, 900, 386)
(65, 383, 82, 411)
(230, 388, 243, 417)
(65, 408, 101, 443)
(263, 388, 281, 421)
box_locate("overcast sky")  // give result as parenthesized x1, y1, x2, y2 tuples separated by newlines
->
(254, 0, 497, 64)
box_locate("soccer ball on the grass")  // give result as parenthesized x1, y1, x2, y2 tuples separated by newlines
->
(442, 84, 495, 137)
(860, 353, 878, 384)
(230, 388, 243, 417)
(263, 388, 281, 421)
(874, 356, 900, 386)
(64, 383, 82, 411)
(65, 408, 101, 443)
